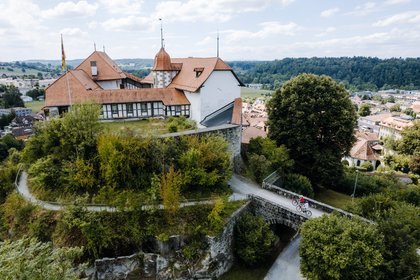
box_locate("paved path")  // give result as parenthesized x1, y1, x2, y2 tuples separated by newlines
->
(264, 237, 305, 280)
(229, 174, 325, 218)
(16, 171, 247, 212)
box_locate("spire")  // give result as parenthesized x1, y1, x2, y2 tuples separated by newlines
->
(94, 42, 96, 51)
(159, 18, 164, 48)
(103, 45, 105, 52)
(217, 29, 220, 58)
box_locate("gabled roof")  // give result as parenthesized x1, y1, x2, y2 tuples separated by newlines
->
(45, 71, 189, 107)
(168, 57, 243, 92)
(75, 51, 126, 81)
(350, 138, 380, 161)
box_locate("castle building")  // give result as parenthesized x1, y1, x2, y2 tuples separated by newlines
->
(44, 48, 243, 127)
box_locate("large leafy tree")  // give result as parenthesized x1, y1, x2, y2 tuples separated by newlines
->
(300, 214, 384, 280)
(268, 74, 357, 186)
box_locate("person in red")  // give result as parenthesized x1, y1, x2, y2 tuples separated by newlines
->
(299, 196, 305, 204)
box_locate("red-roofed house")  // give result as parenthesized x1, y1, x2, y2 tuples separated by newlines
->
(344, 131, 383, 170)
(45, 47, 243, 127)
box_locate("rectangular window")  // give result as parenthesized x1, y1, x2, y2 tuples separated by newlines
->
(126, 103, 133, 114)
(111, 104, 118, 114)
(175, 105, 181, 114)
(141, 103, 148, 113)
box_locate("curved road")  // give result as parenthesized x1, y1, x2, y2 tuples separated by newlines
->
(264, 237, 305, 280)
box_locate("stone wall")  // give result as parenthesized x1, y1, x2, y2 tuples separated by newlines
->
(249, 195, 307, 230)
(91, 201, 251, 280)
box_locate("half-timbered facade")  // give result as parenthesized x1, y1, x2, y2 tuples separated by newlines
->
(45, 47, 242, 126)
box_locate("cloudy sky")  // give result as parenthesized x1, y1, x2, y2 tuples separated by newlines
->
(0, 0, 419, 61)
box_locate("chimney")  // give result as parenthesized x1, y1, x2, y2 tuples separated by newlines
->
(90, 61, 97, 76)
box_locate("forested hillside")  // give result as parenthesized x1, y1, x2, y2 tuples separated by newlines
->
(229, 57, 420, 91)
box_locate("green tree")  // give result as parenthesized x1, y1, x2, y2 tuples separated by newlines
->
(268, 74, 357, 186)
(234, 213, 276, 266)
(390, 104, 401, 112)
(300, 214, 384, 280)
(179, 135, 232, 192)
(283, 173, 314, 197)
(1, 85, 24, 108)
(397, 121, 420, 155)
(379, 204, 420, 280)
(248, 136, 294, 173)
(160, 165, 183, 218)
(0, 237, 84, 280)
(358, 104, 371, 116)
(248, 153, 272, 183)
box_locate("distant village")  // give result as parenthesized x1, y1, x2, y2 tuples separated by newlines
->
(242, 88, 419, 171)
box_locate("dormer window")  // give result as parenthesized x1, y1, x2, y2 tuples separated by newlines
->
(194, 67, 204, 77)
(90, 61, 97, 76)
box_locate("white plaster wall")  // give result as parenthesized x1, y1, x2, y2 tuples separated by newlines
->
(97, 80, 121, 89)
(199, 71, 240, 120)
(185, 90, 201, 124)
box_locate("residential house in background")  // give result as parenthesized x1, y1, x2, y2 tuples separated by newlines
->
(358, 113, 392, 134)
(379, 115, 414, 140)
(344, 131, 383, 170)
(44, 48, 243, 127)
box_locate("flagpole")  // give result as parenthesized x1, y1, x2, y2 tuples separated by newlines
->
(61, 34, 72, 110)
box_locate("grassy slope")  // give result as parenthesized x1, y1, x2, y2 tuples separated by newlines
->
(314, 188, 355, 209)
(0, 66, 49, 76)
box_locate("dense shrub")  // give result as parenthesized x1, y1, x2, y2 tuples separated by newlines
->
(333, 170, 403, 196)
(234, 213, 276, 266)
(360, 161, 374, 172)
(283, 173, 314, 198)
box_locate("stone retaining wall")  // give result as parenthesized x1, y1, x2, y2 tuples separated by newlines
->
(91, 201, 251, 280)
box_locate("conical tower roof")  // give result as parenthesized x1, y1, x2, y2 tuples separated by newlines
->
(152, 48, 172, 71)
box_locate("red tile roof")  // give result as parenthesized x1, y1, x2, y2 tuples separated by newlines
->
(45, 71, 189, 107)
(76, 51, 126, 81)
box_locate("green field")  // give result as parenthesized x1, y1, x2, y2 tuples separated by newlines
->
(0, 66, 49, 77)
(24, 101, 45, 113)
(314, 188, 355, 209)
(241, 87, 273, 101)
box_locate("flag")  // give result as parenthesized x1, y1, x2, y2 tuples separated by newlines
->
(61, 34, 66, 71)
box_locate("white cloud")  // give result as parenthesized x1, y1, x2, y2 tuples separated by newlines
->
(224, 21, 300, 42)
(42, 1, 98, 18)
(102, 16, 152, 31)
(99, 0, 144, 15)
(316, 26, 336, 37)
(320, 7, 340, 18)
(153, 0, 287, 23)
(59, 27, 88, 37)
(0, 0, 42, 29)
(348, 2, 377, 16)
(384, 0, 410, 5)
(196, 36, 213, 46)
(373, 10, 420, 27)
